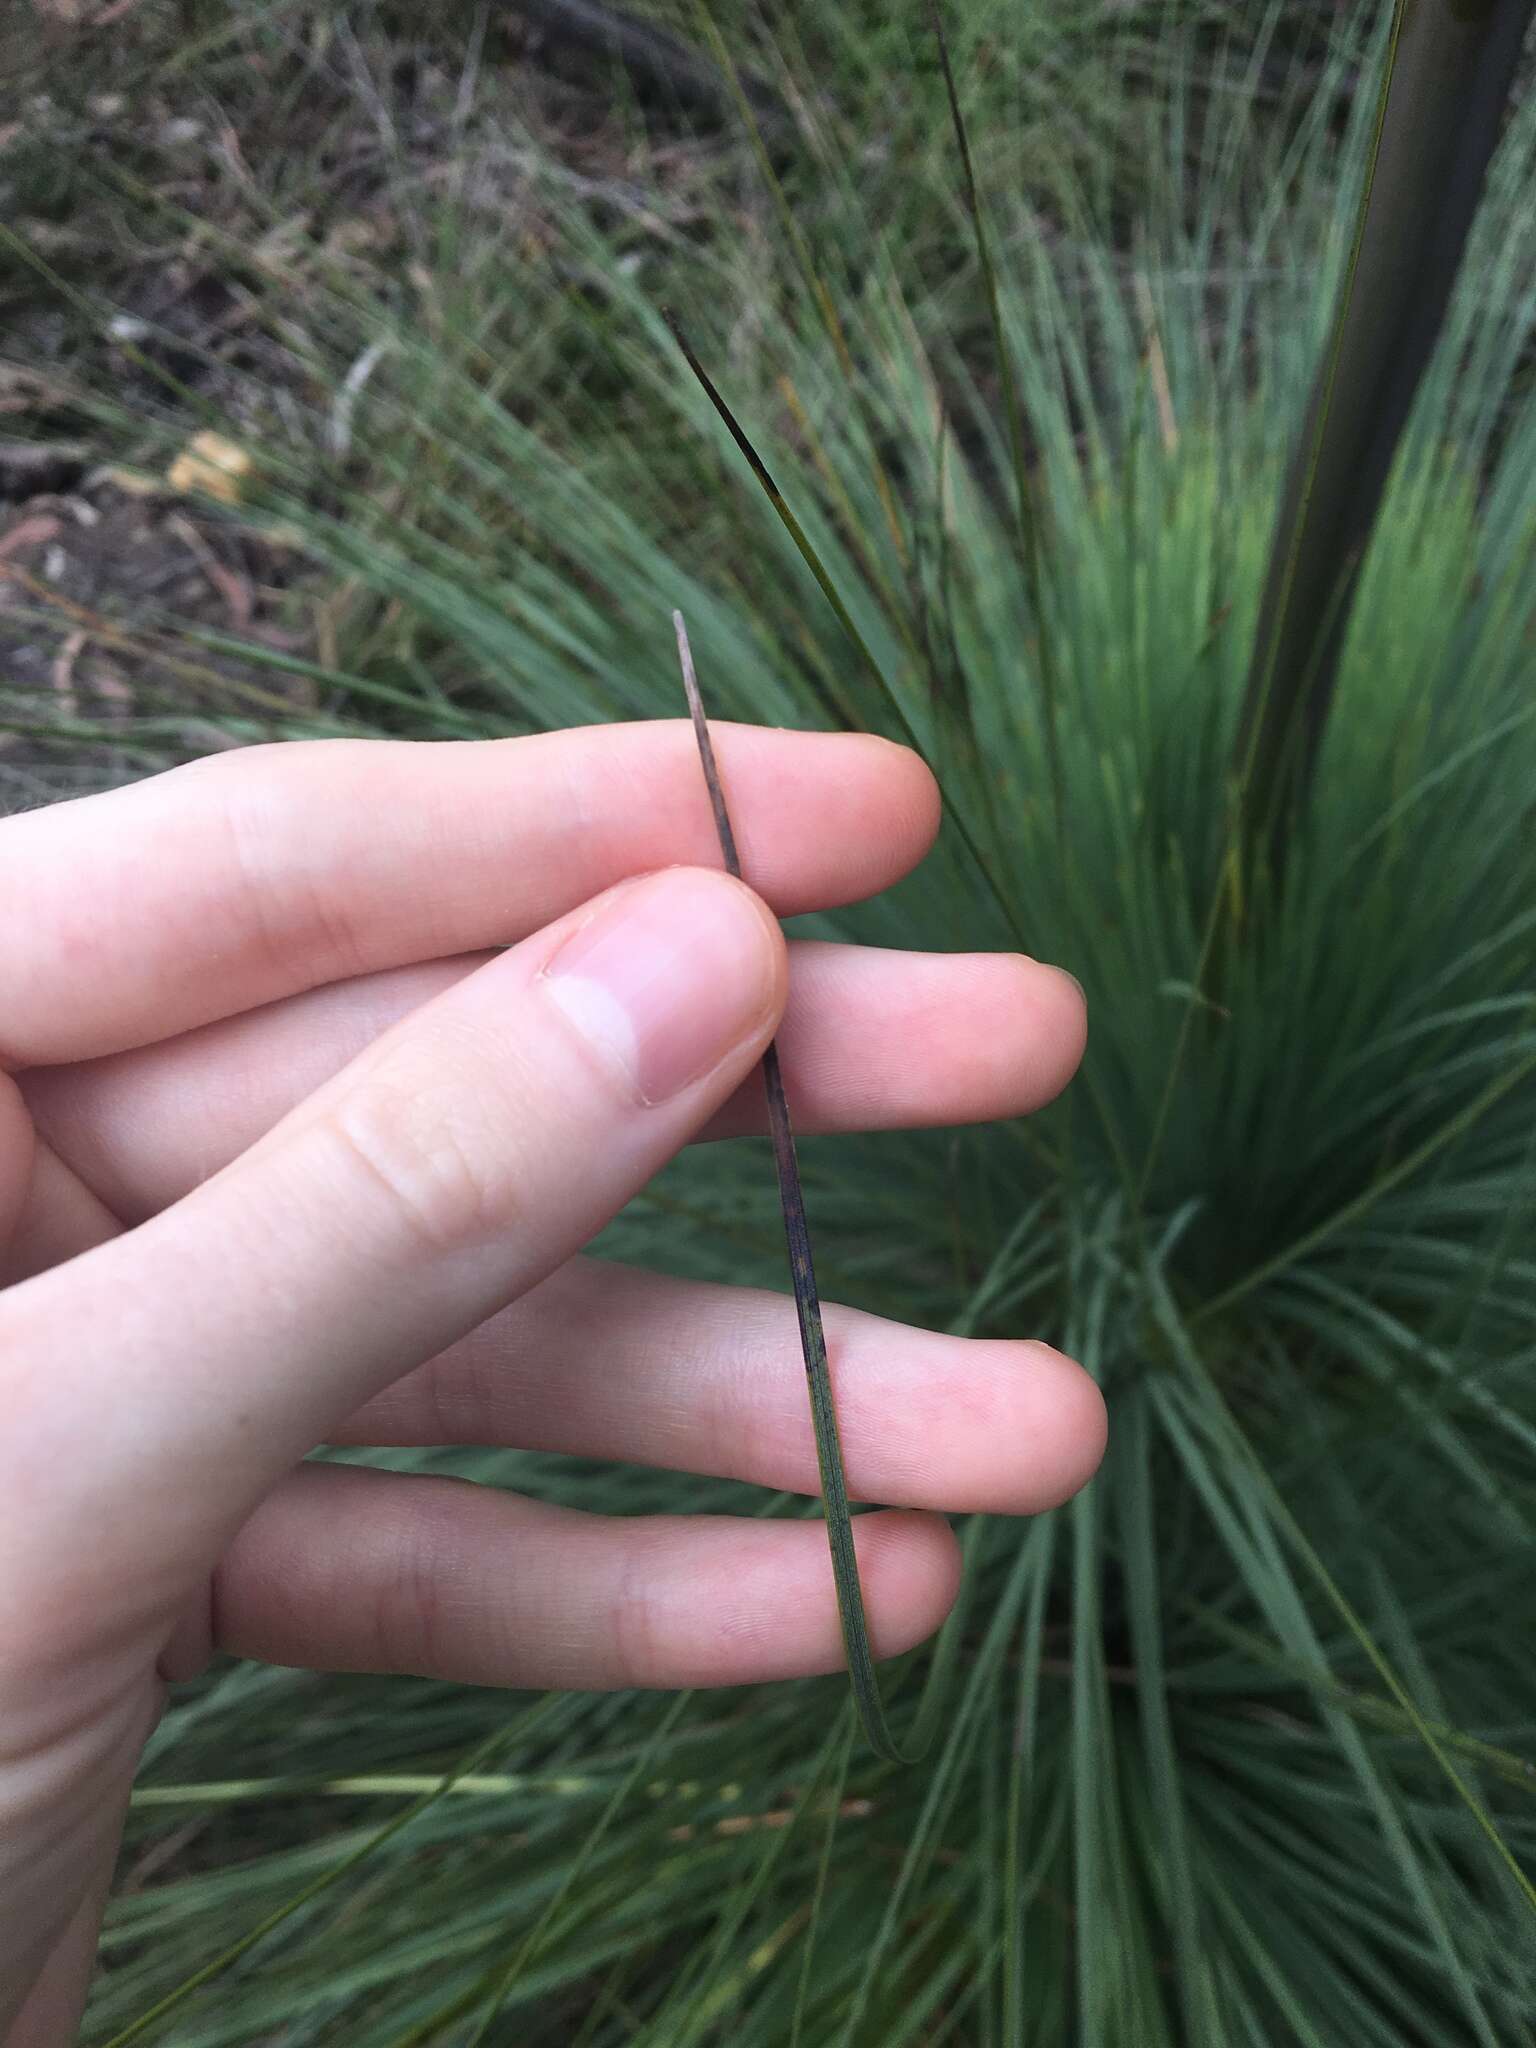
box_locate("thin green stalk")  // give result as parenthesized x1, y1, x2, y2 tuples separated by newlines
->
(127, 1771, 604, 1806)
(1002, 1514, 1056, 2048)
(789, 1708, 857, 2048)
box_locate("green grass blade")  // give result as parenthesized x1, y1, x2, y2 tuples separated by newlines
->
(103, 1697, 559, 2047)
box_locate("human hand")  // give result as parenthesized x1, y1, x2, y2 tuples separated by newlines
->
(0, 727, 1103, 2041)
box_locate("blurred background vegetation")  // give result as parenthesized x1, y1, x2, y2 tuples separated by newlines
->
(4, 2, 1536, 2042)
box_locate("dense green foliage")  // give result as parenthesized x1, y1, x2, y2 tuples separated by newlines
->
(12, 3, 1536, 2041)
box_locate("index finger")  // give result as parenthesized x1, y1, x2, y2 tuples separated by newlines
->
(0, 724, 938, 1067)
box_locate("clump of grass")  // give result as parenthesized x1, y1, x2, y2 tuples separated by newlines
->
(17, 4, 1536, 2043)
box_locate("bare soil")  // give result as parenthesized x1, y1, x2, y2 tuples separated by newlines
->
(1, 0, 751, 801)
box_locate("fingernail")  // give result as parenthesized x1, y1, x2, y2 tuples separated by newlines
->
(539, 870, 780, 1104)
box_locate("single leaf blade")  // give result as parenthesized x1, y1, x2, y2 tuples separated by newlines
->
(674, 608, 921, 1765)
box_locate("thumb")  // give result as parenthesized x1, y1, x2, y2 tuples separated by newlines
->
(2, 868, 785, 1644)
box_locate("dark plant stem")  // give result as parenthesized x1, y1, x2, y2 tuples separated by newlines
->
(674, 610, 920, 1766)
(1236, 0, 1533, 858)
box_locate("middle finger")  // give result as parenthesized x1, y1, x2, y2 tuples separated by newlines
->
(22, 944, 1086, 1225)
(331, 1256, 1108, 1518)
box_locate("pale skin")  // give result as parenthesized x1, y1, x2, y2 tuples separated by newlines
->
(0, 726, 1105, 2043)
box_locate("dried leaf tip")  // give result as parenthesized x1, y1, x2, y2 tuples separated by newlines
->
(673, 611, 743, 880)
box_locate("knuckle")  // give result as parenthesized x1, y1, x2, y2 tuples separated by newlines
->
(613, 1538, 667, 1689)
(373, 1480, 469, 1678)
(214, 776, 366, 988)
(323, 1054, 515, 1258)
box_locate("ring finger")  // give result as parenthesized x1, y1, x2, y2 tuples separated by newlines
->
(206, 1462, 960, 1691)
